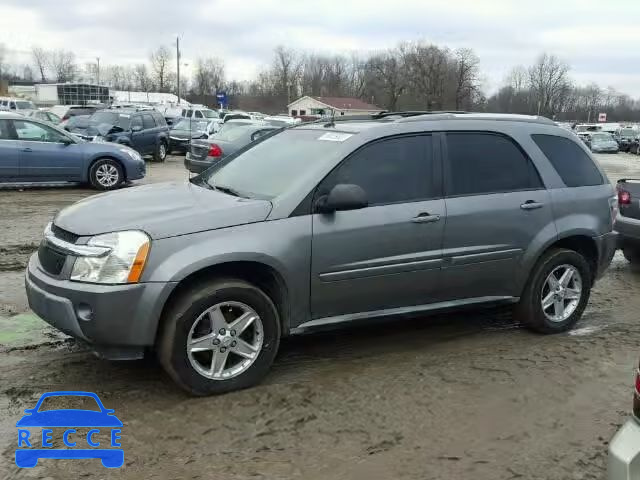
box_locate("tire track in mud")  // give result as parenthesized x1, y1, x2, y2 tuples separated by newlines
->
(0, 244, 38, 272)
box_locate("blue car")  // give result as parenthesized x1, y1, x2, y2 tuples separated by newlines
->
(16, 391, 123, 468)
(0, 112, 146, 190)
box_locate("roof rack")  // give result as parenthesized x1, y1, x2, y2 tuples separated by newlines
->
(372, 110, 468, 119)
(398, 112, 556, 125)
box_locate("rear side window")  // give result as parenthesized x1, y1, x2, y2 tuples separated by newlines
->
(318, 135, 435, 205)
(152, 112, 166, 126)
(445, 132, 542, 196)
(142, 114, 155, 129)
(532, 134, 604, 187)
(0, 120, 14, 139)
(131, 115, 143, 130)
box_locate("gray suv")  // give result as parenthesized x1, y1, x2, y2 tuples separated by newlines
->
(25, 113, 617, 395)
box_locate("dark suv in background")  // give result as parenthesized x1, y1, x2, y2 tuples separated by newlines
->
(77, 109, 170, 162)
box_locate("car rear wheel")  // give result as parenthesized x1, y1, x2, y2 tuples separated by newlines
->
(89, 158, 124, 190)
(153, 141, 167, 162)
(515, 248, 591, 334)
(158, 278, 281, 395)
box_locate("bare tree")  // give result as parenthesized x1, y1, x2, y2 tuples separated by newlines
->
(528, 53, 570, 116)
(453, 48, 480, 110)
(32, 46, 48, 82)
(134, 64, 152, 91)
(192, 57, 225, 98)
(506, 65, 527, 92)
(150, 46, 173, 92)
(272, 46, 301, 101)
(366, 51, 405, 110)
(50, 50, 76, 82)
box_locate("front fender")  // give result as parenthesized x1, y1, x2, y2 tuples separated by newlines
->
(143, 216, 313, 328)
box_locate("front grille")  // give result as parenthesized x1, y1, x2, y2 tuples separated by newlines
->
(38, 243, 67, 275)
(51, 224, 79, 244)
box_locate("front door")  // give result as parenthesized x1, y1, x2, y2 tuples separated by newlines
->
(13, 119, 85, 181)
(440, 131, 556, 300)
(311, 134, 445, 320)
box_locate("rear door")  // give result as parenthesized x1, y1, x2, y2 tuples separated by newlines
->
(13, 119, 85, 181)
(310, 134, 446, 319)
(440, 131, 555, 300)
(129, 115, 145, 153)
(0, 119, 21, 180)
(141, 113, 157, 153)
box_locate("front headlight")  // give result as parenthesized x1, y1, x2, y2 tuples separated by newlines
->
(70, 230, 150, 284)
(119, 147, 142, 161)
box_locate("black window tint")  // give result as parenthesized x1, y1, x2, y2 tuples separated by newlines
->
(446, 132, 542, 196)
(532, 134, 604, 187)
(319, 135, 434, 205)
(131, 116, 143, 130)
(142, 114, 155, 129)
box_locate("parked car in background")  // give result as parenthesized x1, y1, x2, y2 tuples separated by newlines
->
(185, 123, 278, 173)
(0, 98, 36, 112)
(60, 114, 91, 133)
(607, 357, 640, 479)
(264, 115, 301, 127)
(590, 132, 619, 153)
(23, 109, 62, 125)
(25, 113, 617, 395)
(615, 179, 640, 264)
(577, 132, 592, 147)
(168, 118, 217, 154)
(616, 127, 638, 152)
(83, 109, 170, 162)
(629, 136, 640, 155)
(222, 112, 252, 123)
(182, 107, 221, 120)
(49, 105, 100, 122)
(0, 111, 145, 190)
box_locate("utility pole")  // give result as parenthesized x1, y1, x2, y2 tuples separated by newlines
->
(96, 57, 100, 85)
(176, 36, 181, 105)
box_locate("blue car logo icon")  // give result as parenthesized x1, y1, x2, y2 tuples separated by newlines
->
(16, 391, 123, 468)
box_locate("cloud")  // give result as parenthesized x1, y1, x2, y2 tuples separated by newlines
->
(3, 0, 640, 95)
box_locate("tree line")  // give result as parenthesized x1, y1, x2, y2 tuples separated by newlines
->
(2, 41, 640, 121)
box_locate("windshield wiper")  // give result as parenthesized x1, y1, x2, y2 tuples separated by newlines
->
(212, 184, 247, 198)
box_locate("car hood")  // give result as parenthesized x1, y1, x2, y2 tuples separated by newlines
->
(54, 181, 272, 239)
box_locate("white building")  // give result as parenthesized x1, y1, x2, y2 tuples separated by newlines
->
(111, 90, 189, 106)
(287, 96, 382, 117)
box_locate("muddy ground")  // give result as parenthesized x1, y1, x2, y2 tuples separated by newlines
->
(1, 154, 640, 479)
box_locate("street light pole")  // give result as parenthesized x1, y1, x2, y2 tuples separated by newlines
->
(176, 36, 181, 105)
(96, 57, 100, 85)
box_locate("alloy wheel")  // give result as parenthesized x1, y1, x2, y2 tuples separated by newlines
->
(540, 264, 582, 322)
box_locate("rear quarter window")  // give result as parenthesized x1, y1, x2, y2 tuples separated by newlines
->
(531, 134, 604, 187)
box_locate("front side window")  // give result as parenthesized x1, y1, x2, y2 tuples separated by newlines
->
(194, 111, 204, 119)
(445, 132, 542, 196)
(532, 134, 604, 187)
(131, 116, 143, 130)
(13, 120, 68, 143)
(317, 135, 434, 205)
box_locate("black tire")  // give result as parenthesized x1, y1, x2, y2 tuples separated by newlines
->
(623, 246, 640, 264)
(515, 248, 591, 334)
(153, 141, 168, 162)
(89, 158, 124, 190)
(158, 278, 281, 395)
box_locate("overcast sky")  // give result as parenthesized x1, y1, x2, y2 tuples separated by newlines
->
(2, 0, 640, 96)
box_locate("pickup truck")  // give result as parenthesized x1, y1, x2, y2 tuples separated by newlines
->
(615, 179, 640, 263)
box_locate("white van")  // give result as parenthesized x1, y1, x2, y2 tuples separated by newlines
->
(0, 97, 36, 112)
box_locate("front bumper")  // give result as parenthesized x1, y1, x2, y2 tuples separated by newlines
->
(25, 253, 175, 359)
(123, 159, 146, 181)
(169, 137, 190, 152)
(608, 418, 640, 480)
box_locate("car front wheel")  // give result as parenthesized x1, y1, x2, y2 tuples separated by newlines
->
(158, 278, 281, 395)
(515, 248, 591, 334)
(89, 158, 124, 190)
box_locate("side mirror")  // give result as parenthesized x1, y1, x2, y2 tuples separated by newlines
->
(61, 137, 74, 145)
(315, 184, 368, 214)
(131, 125, 143, 132)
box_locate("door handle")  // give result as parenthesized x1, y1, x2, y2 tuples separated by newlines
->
(520, 200, 544, 210)
(411, 213, 441, 223)
(22, 148, 33, 153)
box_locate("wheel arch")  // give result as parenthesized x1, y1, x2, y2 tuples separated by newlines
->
(156, 260, 291, 341)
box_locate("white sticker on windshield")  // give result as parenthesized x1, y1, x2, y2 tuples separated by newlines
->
(318, 132, 353, 142)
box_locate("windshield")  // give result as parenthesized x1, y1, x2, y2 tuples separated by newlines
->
(16, 101, 34, 109)
(592, 133, 613, 142)
(90, 111, 131, 129)
(174, 119, 208, 130)
(202, 110, 219, 119)
(213, 126, 255, 142)
(202, 129, 347, 199)
(266, 119, 291, 127)
(621, 128, 636, 137)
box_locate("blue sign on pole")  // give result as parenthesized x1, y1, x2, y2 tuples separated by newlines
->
(216, 92, 227, 107)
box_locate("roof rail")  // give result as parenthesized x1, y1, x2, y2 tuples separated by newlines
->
(372, 110, 469, 119)
(398, 112, 556, 125)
